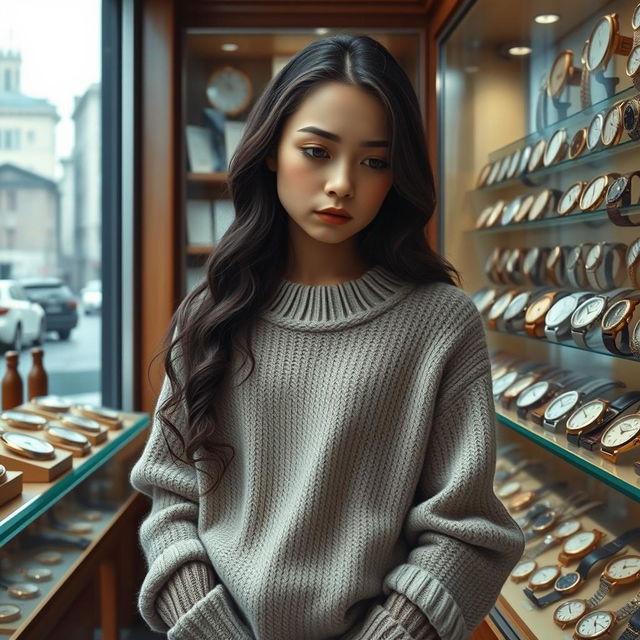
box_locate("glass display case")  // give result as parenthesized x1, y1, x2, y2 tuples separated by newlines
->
(0, 399, 148, 638)
(438, 1, 640, 638)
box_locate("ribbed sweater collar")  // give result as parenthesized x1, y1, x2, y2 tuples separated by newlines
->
(260, 264, 416, 331)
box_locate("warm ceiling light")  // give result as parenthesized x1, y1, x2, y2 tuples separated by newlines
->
(535, 14, 560, 24)
(221, 43, 238, 52)
(315, 28, 330, 35)
(508, 46, 532, 56)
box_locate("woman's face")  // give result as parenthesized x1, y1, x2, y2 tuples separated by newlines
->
(266, 81, 393, 245)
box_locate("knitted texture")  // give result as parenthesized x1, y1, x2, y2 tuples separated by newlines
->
(130, 265, 525, 640)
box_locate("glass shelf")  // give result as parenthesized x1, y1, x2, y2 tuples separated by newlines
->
(486, 327, 640, 364)
(495, 408, 640, 503)
(470, 203, 640, 234)
(488, 85, 638, 161)
(0, 411, 149, 548)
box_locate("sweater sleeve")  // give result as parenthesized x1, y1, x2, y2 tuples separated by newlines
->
(377, 297, 524, 640)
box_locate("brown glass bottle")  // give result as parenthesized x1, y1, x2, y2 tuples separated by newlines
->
(2, 351, 23, 410)
(28, 348, 48, 401)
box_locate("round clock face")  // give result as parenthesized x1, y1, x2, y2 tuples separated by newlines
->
(587, 17, 614, 71)
(546, 295, 578, 327)
(501, 197, 523, 225)
(493, 371, 518, 395)
(486, 162, 501, 186)
(627, 45, 640, 77)
(511, 559, 536, 579)
(2, 410, 47, 427)
(624, 101, 639, 132)
(627, 239, 640, 266)
(601, 415, 640, 448)
(553, 519, 581, 538)
(601, 299, 630, 331)
(497, 480, 521, 498)
(505, 375, 538, 398)
(569, 128, 586, 159)
(572, 296, 605, 328)
(517, 145, 532, 175)
(206, 67, 252, 115)
(601, 104, 622, 146)
(575, 611, 614, 637)
(587, 113, 604, 150)
(529, 190, 552, 220)
(634, 4, 640, 30)
(488, 293, 514, 320)
(2, 431, 55, 457)
(515, 194, 535, 222)
(528, 139, 547, 173)
(504, 292, 531, 321)
(585, 244, 603, 269)
(605, 554, 640, 580)
(566, 399, 607, 432)
(516, 381, 550, 408)
(606, 176, 628, 205)
(476, 205, 494, 229)
(530, 565, 560, 587)
(554, 571, 580, 592)
(558, 182, 584, 215)
(525, 296, 553, 323)
(548, 51, 572, 97)
(544, 390, 580, 421)
(544, 129, 567, 166)
(563, 530, 596, 554)
(24, 567, 52, 582)
(554, 599, 587, 625)
(506, 149, 522, 179)
(580, 175, 607, 210)
(473, 288, 497, 313)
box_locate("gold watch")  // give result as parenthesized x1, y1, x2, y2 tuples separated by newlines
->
(524, 291, 566, 338)
(558, 529, 604, 566)
(599, 413, 640, 463)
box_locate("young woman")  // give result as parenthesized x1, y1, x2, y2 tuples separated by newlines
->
(130, 34, 524, 640)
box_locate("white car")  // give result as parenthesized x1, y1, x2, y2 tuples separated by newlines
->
(0, 280, 46, 351)
(80, 279, 102, 315)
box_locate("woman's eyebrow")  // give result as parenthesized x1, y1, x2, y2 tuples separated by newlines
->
(296, 126, 389, 148)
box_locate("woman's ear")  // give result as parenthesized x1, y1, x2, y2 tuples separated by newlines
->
(265, 155, 277, 172)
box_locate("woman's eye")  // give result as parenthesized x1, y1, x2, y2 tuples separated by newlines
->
(301, 147, 389, 170)
(364, 158, 389, 170)
(301, 147, 329, 160)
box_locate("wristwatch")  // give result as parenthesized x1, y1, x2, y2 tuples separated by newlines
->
(627, 43, 640, 93)
(619, 602, 640, 640)
(572, 593, 640, 640)
(475, 205, 494, 229)
(584, 242, 627, 291)
(528, 189, 560, 221)
(471, 288, 499, 317)
(500, 373, 541, 410)
(544, 292, 593, 342)
(525, 373, 592, 425)
(585, 13, 634, 72)
(601, 292, 640, 355)
(568, 128, 587, 160)
(475, 163, 492, 189)
(566, 391, 640, 450)
(503, 291, 534, 332)
(557, 181, 586, 216)
(545, 246, 570, 287)
(510, 559, 538, 583)
(600, 100, 625, 146)
(484, 248, 505, 284)
(606, 171, 640, 226)
(505, 149, 523, 180)
(581, 174, 622, 212)
(500, 198, 524, 226)
(566, 244, 592, 288)
(599, 412, 640, 463)
(571, 289, 634, 349)
(558, 529, 605, 566)
(580, 554, 640, 611)
(504, 248, 526, 284)
(586, 112, 605, 152)
(528, 138, 547, 173)
(516, 380, 564, 421)
(486, 291, 517, 331)
(522, 247, 550, 286)
(623, 96, 640, 140)
(627, 239, 640, 289)
(527, 564, 562, 592)
(525, 290, 569, 338)
(484, 200, 506, 228)
(543, 128, 568, 167)
(508, 480, 567, 512)
(547, 50, 582, 99)
(513, 194, 535, 223)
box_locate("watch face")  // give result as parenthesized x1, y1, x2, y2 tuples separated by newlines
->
(488, 292, 514, 320)
(0, 603, 20, 623)
(601, 104, 622, 146)
(473, 288, 497, 313)
(531, 510, 556, 530)
(35, 551, 63, 565)
(2, 410, 47, 427)
(604, 554, 640, 580)
(553, 519, 581, 538)
(529, 190, 552, 220)
(555, 600, 587, 626)
(544, 129, 567, 166)
(511, 559, 536, 579)
(587, 113, 604, 150)
(530, 565, 560, 587)
(558, 182, 584, 215)
(486, 162, 500, 185)
(634, 4, 640, 30)
(572, 296, 605, 328)
(523, 248, 540, 274)
(587, 16, 613, 71)
(624, 101, 640, 132)
(60, 414, 101, 433)
(497, 480, 521, 498)
(569, 128, 586, 159)
(516, 381, 550, 408)
(501, 197, 523, 225)
(525, 295, 553, 323)
(476, 205, 494, 229)
(580, 175, 607, 210)
(606, 176, 627, 205)
(47, 425, 89, 445)
(505, 375, 538, 398)
(544, 390, 580, 421)
(563, 530, 596, 554)
(514, 194, 535, 222)
(554, 571, 580, 592)
(517, 145, 532, 175)
(628, 239, 640, 266)
(548, 51, 572, 97)
(493, 371, 519, 395)
(206, 67, 252, 114)
(575, 611, 614, 638)
(506, 149, 522, 179)
(628, 45, 640, 77)
(566, 399, 607, 432)
(546, 295, 578, 327)
(32, 395, 72, 411)
(585, 243, 603, 269)
(601, 299, 630, 331)
(601, 414, 640, 448)
(528, 139, 546, 173)
(2, 431, 55, 457)
(504, 292, 531, 320)
(486, 200, 506, 227)
(567, 246, 582, 270)
(496, 155, 511, 183)
(476, 163, 491, 188)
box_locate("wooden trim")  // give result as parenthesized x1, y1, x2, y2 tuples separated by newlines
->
(139, 0, 179, 412)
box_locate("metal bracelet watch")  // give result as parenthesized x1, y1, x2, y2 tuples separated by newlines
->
(525, 527, 640, 610)
(544, 291, 593, 342)
(566, 391, 640, 450)
(572, 592, 640, 640)
(601, 292, 640, 355)
(566, 244, 593, 289)
(619, 600, 640, 640)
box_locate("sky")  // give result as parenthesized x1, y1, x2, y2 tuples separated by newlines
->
(0, 0, 101, 172)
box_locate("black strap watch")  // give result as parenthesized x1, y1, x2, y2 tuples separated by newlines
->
(619, 606, 640, 640)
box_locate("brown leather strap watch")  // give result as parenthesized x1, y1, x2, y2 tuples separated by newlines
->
(524, 291, 569, 338)
(601, 292, 640, 355)
(606, 171, 640, 227)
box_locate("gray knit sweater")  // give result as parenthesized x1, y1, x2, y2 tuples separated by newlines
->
(130, 265, 524, 640)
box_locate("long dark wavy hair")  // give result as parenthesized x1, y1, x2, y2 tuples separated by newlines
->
(156, 33, 460, 495)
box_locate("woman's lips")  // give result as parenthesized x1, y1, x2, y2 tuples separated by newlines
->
(314, 212, 351, 225)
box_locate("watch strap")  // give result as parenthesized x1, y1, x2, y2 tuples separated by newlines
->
(586, 576, 613, 609)
(619, 605, 640, 640)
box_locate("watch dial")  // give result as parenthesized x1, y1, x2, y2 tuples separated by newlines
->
(473, 288, 497, 313)
(572, 296, 605, 328)
(505, 375, 538, 398)
(506, 149, 522, 179)
(2, 410, 47, 426)
(496, 155, 511, 183)
(587, 17, 613, 71)
(602, 299, 629, 331)
(624, 101, 639, 132)
(206, 68, 251, 113)
(546, 295, 578, 327)
(634, 4, 640, 30)
(486, 162, 500, 185)
(516, 381, 550, 408)
(544, 390, 580, 421)
(555, 599, 586, 624)
(518, 145, 532, 175)
(580, 176, 607, 210)
(544, 129, 567, 166)
(501, 197, 523, 225)
(567, 246, 582, 270)
(601, 105, 622, 146)
(523, 248, 540, 273)
(529, 190, 552, 220)
(627, 45, 640, 76)
(514, 194, 535, 222)
(497, 480, 521, 498)
(587, 114, 604, 150)
(601, 415, 640, 447)
(548, 51, 571, 97)
(488, 292, 513, 320)
(528, 139, 546, 173)
(569, 128, 586, 159)
(575, 611, 614, 637)
(476, 163, 491, 188)
(476, 205, 494, 229)
(530, 565, 560, 586)
(566, 399, 607, 432)
(585, 244, 603, 269)
(553, 519, 581, 538)
(628, 239, 640, 266)
(532, 510, 556, 529)
(555, 572, 580, 591)
(525, 296, 553, 323)
(493, 371, 519, 395)
(3, 431, 55, 455)
(605, 554, 640, 579)
(558, 183, 583, 214)
(486, 200, 506, 227)
(511, 559, 536, 578)
(606, 176, 627, 204)
(504, 292, 530, 320)
(563, 530, 596, 554)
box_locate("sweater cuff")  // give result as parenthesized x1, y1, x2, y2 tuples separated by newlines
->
(166, 583, 254, 640)
(383, 564, 467, 640)
(138, 539, 213, 632)
(343, 604, 415, 640)
(156, 561, 216, 628)
(383, 591, 439, 640)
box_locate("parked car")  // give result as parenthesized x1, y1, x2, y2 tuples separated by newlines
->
(0, 280, 47, 351)
(19, 277, 78, 341)
(80, 279, 102, 315)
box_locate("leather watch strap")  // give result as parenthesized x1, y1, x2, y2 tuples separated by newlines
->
(607, 171, 640, 227)
(603, 293, 640, 356)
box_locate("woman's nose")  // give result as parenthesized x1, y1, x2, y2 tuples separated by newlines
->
(324, 163, 354, 199)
